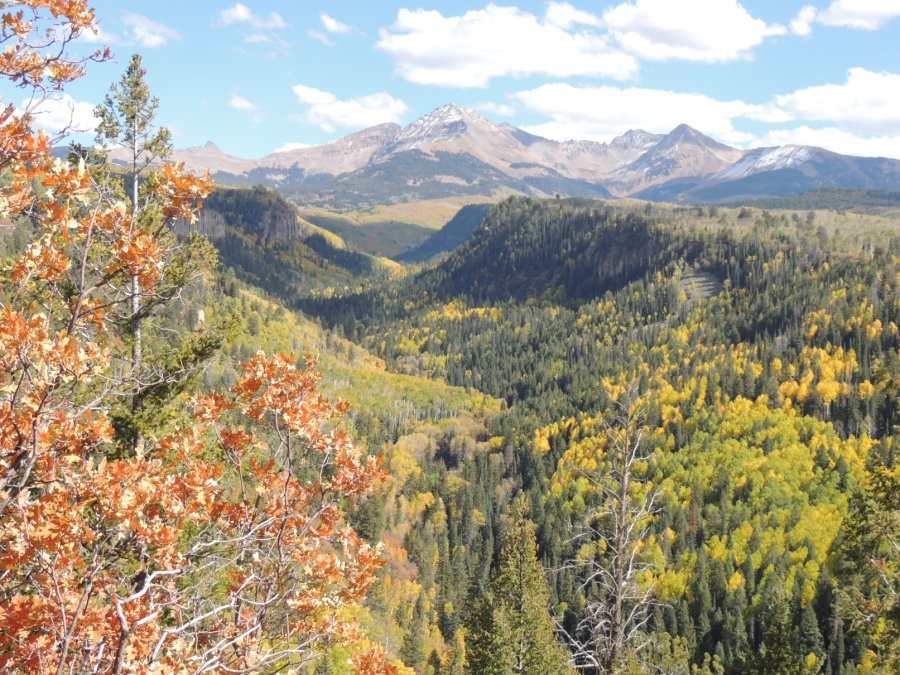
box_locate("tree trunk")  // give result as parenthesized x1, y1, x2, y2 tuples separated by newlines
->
(130, 159, 143, 456)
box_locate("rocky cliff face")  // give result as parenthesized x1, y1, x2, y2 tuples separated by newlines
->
(173, 207, 228, 239)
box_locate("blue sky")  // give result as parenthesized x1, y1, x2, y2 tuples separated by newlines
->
(12, 1, 900, 159)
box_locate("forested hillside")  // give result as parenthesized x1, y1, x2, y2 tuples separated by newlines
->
(295, 197, 898, 673)
(176, 185, 399, 298)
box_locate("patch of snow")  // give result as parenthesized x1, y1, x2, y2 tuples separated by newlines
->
(714, 145, 813, 180)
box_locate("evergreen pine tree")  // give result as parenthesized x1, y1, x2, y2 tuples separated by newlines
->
(94, 53, 170, 453)
(465, 496, 572, 674)
(428, 649, 444, 675)
(837, 441, 900, 672)
(721, 581, 749, 668)
(444, 629, 467, 675)
(692, 550, 714, 658)
(752, 583, 799, 675)
(466, 590, 511, 675)
(92, 53, 219, 455)
(797, 603, 825, 669)
(402, 592, 428, 672)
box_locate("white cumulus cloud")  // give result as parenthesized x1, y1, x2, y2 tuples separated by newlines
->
(79, 23, 120, 45)
(122, 12, 180, 48)
(756, 67, 900, 135)
(218, 3, 287, 30)
(478, 102, 517, 117)
(513, 83, 755, 143)
(320, 13, 352, 34)
(308, 30, 333, 46)
(790, 5, 818, 36)
(26, 94, 98, 135)
(818, 0, 900, 30)
(544, 2, 603, 29)
(603, 0, 786, 62)
(229, 92, 259, 116)
(512, 67, 900, 159)
(290, 85, 408, 132)
(377, 5, 638, 88)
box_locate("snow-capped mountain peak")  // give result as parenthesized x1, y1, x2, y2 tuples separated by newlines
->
(379, 103, 485, 156)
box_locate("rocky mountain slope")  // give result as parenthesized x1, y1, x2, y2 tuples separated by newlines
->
(645, 145, 900, 203)
(607, 124, 745, 195)
(132, 104, 900, 206)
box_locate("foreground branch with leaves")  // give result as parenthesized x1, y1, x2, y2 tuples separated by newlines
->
(0, 2, 394, 672)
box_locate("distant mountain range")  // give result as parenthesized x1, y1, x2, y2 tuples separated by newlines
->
(147, 104, 900, 207)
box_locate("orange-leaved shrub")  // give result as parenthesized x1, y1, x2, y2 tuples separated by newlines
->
(0, 2, 393, 672)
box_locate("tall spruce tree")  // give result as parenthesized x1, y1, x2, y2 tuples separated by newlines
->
(444, 628, 467, 674)
(402, 591, 428, 672)
(466, 496, 572, 674)
(837, 438, 900, 672)
(92, 53, 219, 454)
(751, 582, 799, 675)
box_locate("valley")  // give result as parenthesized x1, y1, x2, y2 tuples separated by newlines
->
(171, 185, 898, 673)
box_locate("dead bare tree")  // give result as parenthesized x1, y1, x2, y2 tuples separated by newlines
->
(559, 392, 660, 673)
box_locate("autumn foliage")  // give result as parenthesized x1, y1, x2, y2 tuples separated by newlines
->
(0, 2, 392, 672)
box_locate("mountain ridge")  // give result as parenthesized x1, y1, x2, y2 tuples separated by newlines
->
(125, 104, 900, 206)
